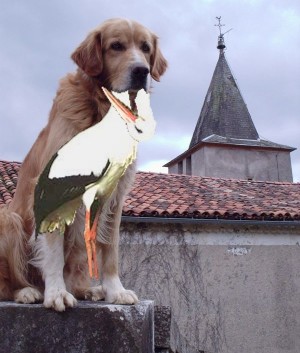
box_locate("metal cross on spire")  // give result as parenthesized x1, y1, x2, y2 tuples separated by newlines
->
(215, 16, 232, 53)
(215, 16, 225, 36)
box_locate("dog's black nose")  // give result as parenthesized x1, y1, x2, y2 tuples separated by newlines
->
(130, 66, 150, 90)
(132, 66, 150, 79)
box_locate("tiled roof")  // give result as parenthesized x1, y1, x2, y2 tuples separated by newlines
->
(124, 172, 300, 221)
(0, 160, 21, 205)
(1, 161, 299, 221)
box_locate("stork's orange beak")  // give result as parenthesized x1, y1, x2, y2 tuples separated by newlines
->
(102, 87, 137, 123)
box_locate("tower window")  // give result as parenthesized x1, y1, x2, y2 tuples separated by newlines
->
(178, 161, 183, 174)
(186, 156, 192, 175)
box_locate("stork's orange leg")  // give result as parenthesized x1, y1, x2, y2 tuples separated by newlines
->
(84, 210, 99, 279)
(84, 210, 94, 278)
(90, 212, 100, 280)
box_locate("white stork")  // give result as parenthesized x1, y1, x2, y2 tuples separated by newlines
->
(34, 87, 155, 279)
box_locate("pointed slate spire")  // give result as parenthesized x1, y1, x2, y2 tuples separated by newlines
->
(189, 19, 259, 148)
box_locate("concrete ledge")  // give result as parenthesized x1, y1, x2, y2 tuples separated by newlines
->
(0, 300, 154, 353)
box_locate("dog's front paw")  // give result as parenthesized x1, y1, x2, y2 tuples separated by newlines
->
(44, 288, 77, 311)
(84, 285, 105, 301)
(14, 287, 43, 304)
(109, 289, 138, 305)
(103, 276, 138, 305)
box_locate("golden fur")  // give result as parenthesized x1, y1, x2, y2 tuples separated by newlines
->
(0, 18, 167, 310)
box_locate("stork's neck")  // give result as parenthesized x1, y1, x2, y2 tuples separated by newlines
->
(91, 106, 134, 140)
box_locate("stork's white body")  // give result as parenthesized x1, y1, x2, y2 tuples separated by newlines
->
(49, 108, 136, 179)
(35, 88, 155, 239)
(49, 88, 155, 180)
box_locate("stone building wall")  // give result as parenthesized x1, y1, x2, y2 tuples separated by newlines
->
(167, 146, 293, 182)
(192, 145, 293, 181)
(119, 221, 300, 353)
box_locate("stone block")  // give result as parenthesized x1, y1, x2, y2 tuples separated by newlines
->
(0, 300, 154, 353)
(154, 306, 171, 349)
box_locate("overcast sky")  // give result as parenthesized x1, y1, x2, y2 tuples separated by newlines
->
(1, 0, 299, 181)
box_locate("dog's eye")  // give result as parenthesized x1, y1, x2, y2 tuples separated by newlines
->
(141, 42, 150, 53)
(111, 42, 125, 51)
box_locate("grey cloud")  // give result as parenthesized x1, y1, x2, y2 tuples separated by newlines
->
(0, 0, 299, 180)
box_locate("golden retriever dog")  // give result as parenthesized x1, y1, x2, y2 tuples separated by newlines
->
(0, 18, 167, 311)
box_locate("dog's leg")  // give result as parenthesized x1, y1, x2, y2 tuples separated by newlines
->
(102, 242, 138, 304)
(32, 231, 77, 311)
(100, 204, 138, 305)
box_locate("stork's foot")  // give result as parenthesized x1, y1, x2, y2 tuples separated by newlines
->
(44, 287, 77, 312)
(14, 287, 43, 304)
(103, 276, 138, 305)
(84, 285, 105, 301)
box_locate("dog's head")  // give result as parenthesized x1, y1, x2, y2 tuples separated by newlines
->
(71, 18, 168, 92)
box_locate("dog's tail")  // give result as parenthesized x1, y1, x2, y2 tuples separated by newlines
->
(0, 205, 30, 298)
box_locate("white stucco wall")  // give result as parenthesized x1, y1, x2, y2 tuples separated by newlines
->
(120, 221, 300, 353)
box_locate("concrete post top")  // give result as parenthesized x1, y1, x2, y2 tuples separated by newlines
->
(0, 300, 156, 353)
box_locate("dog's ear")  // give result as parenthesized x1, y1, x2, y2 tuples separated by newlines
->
(71, 31, 103, 76)
(150, 36, 168, 82)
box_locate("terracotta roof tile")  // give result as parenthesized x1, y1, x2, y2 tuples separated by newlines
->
(0, 161, 299, 221)
(0, 160, 21, 205)
(124, 172, 300, 221)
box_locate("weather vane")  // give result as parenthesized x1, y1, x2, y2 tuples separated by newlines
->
(215, 16, 232, 52)
(215, 16, 225, 36)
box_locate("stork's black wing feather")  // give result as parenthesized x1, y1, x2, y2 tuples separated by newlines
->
(34, 152, 110, 235)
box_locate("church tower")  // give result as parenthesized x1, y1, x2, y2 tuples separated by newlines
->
(164, 18, 295, 182)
